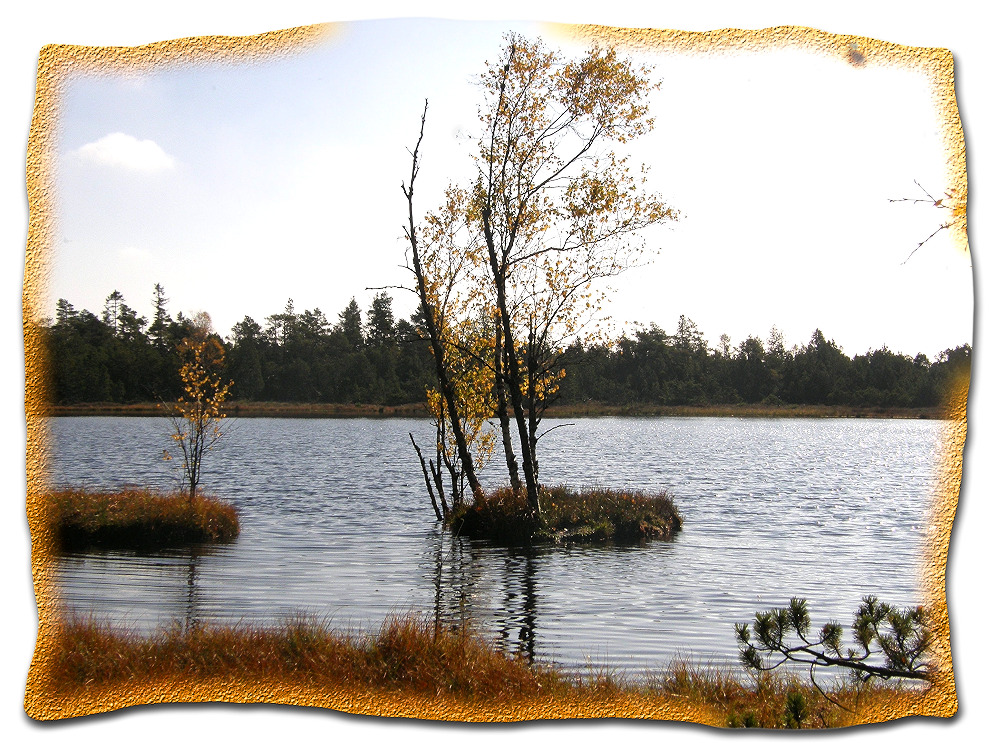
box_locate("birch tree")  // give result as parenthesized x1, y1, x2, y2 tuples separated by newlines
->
(406, 33, 676, 515)
(403, 110, 487, 505)
(161, 313, 233, 501)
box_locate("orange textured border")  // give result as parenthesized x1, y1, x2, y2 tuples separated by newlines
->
(23, 20, 966, 725)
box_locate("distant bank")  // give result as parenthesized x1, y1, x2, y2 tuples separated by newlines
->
(45, 401, 946, 420)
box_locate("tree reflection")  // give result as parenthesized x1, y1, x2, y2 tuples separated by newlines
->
(180, 545, 211, 631)
(499, 548, 538, 662)
(431, 530, 542, 664)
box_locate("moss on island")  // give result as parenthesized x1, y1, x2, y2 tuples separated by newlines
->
(51, 488, 239, 551)
(449, 485, 682, 545)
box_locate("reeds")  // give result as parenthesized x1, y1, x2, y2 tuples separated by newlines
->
(50, 488, 239, 551)
(47, 401, 433, 418)
(450, 485, 682, 544)
(542, 402, 941, 419)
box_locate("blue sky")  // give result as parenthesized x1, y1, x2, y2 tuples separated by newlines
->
(46, 17, 970, 359)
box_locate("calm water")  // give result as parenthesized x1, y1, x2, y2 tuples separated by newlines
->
(47, 416, 944, 679)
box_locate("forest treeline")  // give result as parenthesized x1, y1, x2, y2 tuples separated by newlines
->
(41, 286, 970, 411)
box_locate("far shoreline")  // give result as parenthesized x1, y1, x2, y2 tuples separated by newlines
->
(44, 401, 947, 420)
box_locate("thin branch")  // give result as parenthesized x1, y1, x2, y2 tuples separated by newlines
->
(535, 422, 575, 442)
(900, 222, 955, 265)
(809, 664, 854, 713)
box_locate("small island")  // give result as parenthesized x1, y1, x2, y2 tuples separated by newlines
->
(450, 485, 681, 545)
(51, 488, 239, 551)
(50, 324, 239, 553)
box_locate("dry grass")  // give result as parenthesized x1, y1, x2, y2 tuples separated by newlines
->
(653, 658, 925, 728)
(50, 488, 239, 551)
(547, 403, 944, 419)
(45, 616, 927, 726)
(50, 614, 575, 702)
(450, 485, 682, 545)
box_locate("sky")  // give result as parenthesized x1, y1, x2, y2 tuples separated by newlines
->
(4, 3, 986, 743)
(45, 15, 970, 360)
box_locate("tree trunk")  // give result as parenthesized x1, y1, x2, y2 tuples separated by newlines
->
(494, 319, 522, 491)
(410, 433, 443, 520)
(403, 103, 484, 500)
(526, 326, 542, 483)
(481, 212, 540, 515)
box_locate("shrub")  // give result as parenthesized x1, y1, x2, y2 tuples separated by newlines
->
(783, 690, 809, 728)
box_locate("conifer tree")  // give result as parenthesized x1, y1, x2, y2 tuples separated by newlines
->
(735, 596, 932, 706)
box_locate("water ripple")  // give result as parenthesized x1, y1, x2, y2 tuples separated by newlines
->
(48, 416, 941, 680)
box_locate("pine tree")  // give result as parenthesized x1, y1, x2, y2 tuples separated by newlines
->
(337, 297, 363, 349)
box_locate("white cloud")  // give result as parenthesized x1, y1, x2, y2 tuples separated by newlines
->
(74, 132, 175, 172)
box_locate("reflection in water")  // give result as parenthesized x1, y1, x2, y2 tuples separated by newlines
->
(515, 550, 538, 662)
(60, 544, 220, 632)
(495, 549, 539, 663)
(431, 537, 541, 663)
(183, 546, 203, 632)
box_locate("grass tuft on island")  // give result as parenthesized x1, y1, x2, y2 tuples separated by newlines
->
(41, 614, 930, 727)
(449, 485, 682, 545)
(50, 488, 239, 551)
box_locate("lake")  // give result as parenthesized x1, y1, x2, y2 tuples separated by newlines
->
(46, 415, 943, 680)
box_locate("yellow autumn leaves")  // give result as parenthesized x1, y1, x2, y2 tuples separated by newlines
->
(406, 33, 677, 511)
(161, 331, 233, 500)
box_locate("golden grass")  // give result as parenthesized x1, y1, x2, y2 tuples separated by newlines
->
(42, 615, 932, 727)
(47, 401, 433, 418)
(450, 485, 682, 544)
(545, 402, 944, 419)
(652, 658, 936, 728)
(49, 614, 574, 702)
(50, 488, 239, 551)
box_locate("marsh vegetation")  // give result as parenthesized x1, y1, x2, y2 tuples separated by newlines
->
(449, 485, 681, 544)
(44, 613, 937, 727)
(50, 488, 239, 551)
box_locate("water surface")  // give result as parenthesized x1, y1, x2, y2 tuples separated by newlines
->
(48, 416, 942, 679)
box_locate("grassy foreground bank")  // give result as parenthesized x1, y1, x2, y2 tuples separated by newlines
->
(38, 614, 936, 727)
(451, 486, 682, 545)
(51, 489, 239, 551)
